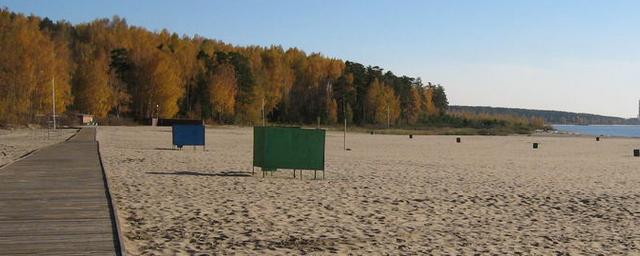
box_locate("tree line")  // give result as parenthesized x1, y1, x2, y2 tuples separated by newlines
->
(449, 106, 639, 125)
(0, 8, 448, 126)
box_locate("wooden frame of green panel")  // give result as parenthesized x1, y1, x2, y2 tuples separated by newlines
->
(253, 126, 326, 179)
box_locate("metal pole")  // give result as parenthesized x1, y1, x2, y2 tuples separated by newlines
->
(343, 97, 346, 151)
(262, 98, 265, 126)
(52, 77, 56, 130)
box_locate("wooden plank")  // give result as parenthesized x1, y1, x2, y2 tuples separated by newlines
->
(0, 190, 107, 200)
(0, 233, 115, 244)
(0, 219, 115, 236)
(0, 240, 117, 256)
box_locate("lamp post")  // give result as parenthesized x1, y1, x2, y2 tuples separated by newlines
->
(343, 96, 346, 151)
(262, 98, 266, 126)
(52, 77, 56, 130)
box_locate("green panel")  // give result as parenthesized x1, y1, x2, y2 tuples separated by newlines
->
(253, 126, 325, 170)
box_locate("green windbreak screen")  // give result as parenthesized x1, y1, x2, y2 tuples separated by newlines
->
(253, 126, 325, 170)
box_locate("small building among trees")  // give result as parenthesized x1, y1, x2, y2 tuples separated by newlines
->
(77, 114, 94, 125)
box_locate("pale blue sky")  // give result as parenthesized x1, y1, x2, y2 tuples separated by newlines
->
(3, 0, 640, 117)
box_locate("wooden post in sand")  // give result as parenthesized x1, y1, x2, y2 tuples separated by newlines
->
(533, 143, 539, 149)
(596, 136, 600, 141)
(456, 137, 461, 143)
(634, 149, 639, 157)
(409, 134, 413, 139)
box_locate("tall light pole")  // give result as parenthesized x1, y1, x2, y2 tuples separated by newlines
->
(262, 98, 266, 126)
(343, 96, 347, 151)
(51, 48, 57, 130)
(52, 77, 56, 130)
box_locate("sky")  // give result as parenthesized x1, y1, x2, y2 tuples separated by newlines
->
(3, 0, 640, 118)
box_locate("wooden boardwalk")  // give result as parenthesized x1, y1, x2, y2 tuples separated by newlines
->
(0, 128, 122, 255)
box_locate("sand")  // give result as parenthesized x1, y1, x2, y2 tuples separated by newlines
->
(0, 128, 77, 168)
(97, 126, 640, 255)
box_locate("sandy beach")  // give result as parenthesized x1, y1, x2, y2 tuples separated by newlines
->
(0, 128, 77, 168)
(97, 126, 640, 255)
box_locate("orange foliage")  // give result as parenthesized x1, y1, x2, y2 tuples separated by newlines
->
(209, 63, 237, 120)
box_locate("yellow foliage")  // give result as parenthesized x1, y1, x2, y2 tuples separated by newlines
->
(209, 63, 237, 120)
(366, 79, 401, 125)
(0, 11, 71, 123)
(136, 50, 183, 118)
(73, 52, 112, 117)
(406, 87, 422, 124)
(424, 86, 437, 116)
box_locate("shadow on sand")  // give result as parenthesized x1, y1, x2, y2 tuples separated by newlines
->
(146, 170, 252, 177)
(153, 147, 176, 151)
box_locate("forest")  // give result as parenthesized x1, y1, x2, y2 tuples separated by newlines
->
(0, 8, 551, 134)
(449, 106, 640, 125)
(0, 8, 449, 127)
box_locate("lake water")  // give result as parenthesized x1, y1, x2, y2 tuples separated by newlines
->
(552, 125, 640, 138)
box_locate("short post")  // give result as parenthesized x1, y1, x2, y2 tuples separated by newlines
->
(370, 131, 374, 135)
(533, 143, 539, 149)
(409, 134, 413, 139)
(596, 137, 600, 141)
(456, 137, 461, 143)
(634, 149, 639, 157)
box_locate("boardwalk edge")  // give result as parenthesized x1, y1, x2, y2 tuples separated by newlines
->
(96, 138, 127, 256)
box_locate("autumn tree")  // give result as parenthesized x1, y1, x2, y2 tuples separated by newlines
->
(422, 84, 438, 117)
(365, 79, 401, 126)
(405, 86, 422, 125)
(261, 46, 294, 119)
(132, 49, 183, 118)
(208, 63, 237, 122)
(73, 50, 112, 117)
(39, 17, 74, 118)
(0, 10, 71, 123)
